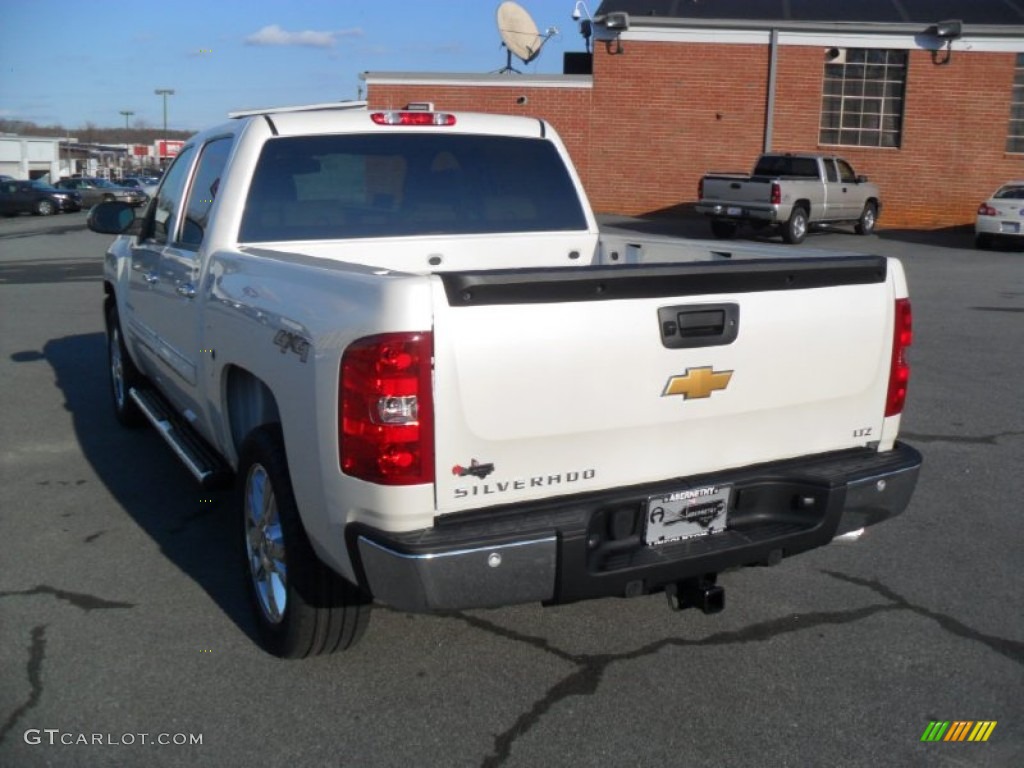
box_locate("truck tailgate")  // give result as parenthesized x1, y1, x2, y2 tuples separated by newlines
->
(702, 176, 771, 206)
(431, 256, 894, 514)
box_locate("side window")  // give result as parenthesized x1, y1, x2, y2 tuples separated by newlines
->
(836, 159, 857, 183)
(824, 160, 839, 182)
(146, 146, 195, 245)
(180, 137, 233, 248)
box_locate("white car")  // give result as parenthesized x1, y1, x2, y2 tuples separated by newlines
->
(976, 180, 1024, 249)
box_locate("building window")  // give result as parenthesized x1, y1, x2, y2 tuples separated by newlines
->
(1007, 54, 1024, 153)
(819, 49, 906, 148)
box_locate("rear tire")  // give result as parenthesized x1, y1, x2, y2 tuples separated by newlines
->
(974, 234, 992, 250)
(710, 220, 738, 239)
(105, 306, 146, 428)
(781, 206, 808, 244)
(240, 425, 370, 658)
(855, 202, 877, 235)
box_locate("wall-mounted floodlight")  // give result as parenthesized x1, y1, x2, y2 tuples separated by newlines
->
(929, 20, 963, 40)
(603, 12, 629, 31)
(926, 19, 962, 66)
(592, 10, 628, 55)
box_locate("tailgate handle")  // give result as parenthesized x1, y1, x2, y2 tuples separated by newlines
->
(658, 303, 739, 349)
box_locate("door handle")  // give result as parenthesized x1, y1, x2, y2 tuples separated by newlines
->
(144, 272, 159, 284)
(659, 303, 740, 349)
(176, 283, 197, 299)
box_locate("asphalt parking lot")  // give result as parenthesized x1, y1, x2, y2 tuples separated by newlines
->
(0, 211, 1021, 767)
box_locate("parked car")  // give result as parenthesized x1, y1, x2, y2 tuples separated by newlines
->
(53, 177, 147, 207)
(0, 179, 82, 216)
(976, 180, 1024, 250)
(118, 176, 159, 197)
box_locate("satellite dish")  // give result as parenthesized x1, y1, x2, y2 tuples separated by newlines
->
(496, 1, 556, 73)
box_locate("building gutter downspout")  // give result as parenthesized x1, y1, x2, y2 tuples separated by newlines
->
(764, 28, 779, 152)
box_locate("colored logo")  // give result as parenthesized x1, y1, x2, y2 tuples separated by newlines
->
(662, 367, 733, 400)
(920, 721, 997, 742)
(452, 460, 495, 479)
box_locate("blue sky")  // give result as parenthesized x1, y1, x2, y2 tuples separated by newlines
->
(0, 0, 587, 132)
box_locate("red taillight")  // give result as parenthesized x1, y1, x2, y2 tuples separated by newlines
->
(340, 332, 434, 485)
(770, 182, 781, 206)
(977, 203, 997, 216)
(370, 111, 456, 126)
(885, 299, 912, 417)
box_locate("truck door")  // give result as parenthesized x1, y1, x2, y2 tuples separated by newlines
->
(821, 158, 843, 220)
(148, 136, 233, 417)
(835, 159, 862, 219)
(124, 145, 196, 396)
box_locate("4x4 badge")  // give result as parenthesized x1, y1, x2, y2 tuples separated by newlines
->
(662, 367, 733, 400)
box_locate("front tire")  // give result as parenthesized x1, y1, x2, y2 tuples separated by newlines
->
(240, 425, 370, 658)
(35, 199, 56, 216)
(855, 202, 878, 235)
(781, 206, 808, 244)
(106, 306, 146, 428)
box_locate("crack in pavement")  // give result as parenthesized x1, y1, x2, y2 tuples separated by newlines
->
(453, 571, 1021, 767)
(0, 584, 135, 611)
(899, 430, 1024, 446)
(0, 587, 135, 746)
(821, 570, 1024, 666)
(0, 625, 47, 745)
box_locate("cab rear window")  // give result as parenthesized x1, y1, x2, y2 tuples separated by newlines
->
(753, 156, 820, 178)
(239, 133, 587, 242)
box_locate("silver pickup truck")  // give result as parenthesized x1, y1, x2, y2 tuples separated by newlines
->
(697, 153, 881, 244)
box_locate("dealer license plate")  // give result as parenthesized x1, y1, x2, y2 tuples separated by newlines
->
(726, 206, 743, 216)
(644, 484, 731, 545)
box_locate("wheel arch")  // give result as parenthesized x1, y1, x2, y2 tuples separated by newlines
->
(224, 365, 282, 466)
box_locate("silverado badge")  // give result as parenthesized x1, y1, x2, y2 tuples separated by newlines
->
(662, 367, 733, 400)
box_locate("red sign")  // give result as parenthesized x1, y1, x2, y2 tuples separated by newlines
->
(156, 140, 184, 158)
(132, 144, 148, 156)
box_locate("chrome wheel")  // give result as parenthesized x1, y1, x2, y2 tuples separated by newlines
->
(244, 464, 288, 625)
(856, 203, 877, 235)
(791, 211, 807, 241)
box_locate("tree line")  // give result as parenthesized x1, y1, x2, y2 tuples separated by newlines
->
(0, 118, 193, 145)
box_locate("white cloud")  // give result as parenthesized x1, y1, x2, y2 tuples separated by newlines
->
(244, 24, 363, 49)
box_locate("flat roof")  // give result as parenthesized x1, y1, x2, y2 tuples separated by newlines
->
(361, 72, 593, 88)
(597, 0, 1024, 27)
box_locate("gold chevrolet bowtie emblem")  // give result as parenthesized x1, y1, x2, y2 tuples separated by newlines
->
(662, 367, 733, 400)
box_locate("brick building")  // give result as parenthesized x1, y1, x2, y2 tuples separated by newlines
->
(365, 0, 1024, 229)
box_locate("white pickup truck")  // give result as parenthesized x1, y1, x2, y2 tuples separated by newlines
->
(88, 102, 921, 658)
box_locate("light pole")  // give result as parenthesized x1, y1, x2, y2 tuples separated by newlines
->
(119, 111, 134, 176)
(154, 88, 175, 168)
(154, 88, 175, 134)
